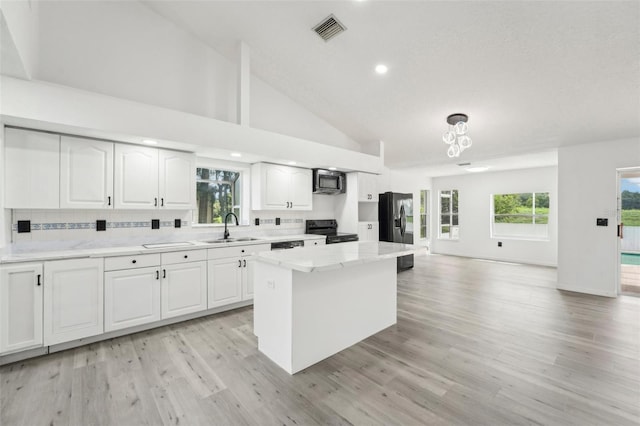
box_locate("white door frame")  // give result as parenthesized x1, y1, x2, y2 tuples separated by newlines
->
(617, 167, 640, 295)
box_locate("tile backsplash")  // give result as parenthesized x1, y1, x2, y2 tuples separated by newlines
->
(11, 210, 193, 243)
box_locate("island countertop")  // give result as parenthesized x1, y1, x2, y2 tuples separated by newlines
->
(253, 241, 423, 273)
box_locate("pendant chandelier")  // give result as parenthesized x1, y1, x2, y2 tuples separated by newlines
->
(442, 113, 472, 158)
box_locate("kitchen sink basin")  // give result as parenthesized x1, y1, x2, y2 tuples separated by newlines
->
(203, 237, 262, 244)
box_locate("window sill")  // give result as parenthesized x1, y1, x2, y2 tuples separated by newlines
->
(490, 236, 550, 242)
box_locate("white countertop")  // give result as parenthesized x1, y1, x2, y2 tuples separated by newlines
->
(254, 241, 423, 273)
(0, 234, 325, 264)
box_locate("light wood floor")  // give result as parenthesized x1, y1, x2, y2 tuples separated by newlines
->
(621, 264, 640, 295)
(2, 254, 639, 425)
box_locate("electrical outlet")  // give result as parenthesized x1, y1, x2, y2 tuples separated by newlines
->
(498, 241, 502, 247)
(96, 220, 106, 231)
(174, 219, 181, 228)
(275, 217, 281, 226)
(255, 218, 260, 226)
(151, 219, 160, 229)
(267, 280, 275, 289)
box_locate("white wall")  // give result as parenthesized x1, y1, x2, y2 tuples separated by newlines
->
(558, 138, 640, 297)
(33, 0, 360, 152)
(250, 76, 361, 152)
(0, 0, 39, 78)
(430, 166, 558, 266)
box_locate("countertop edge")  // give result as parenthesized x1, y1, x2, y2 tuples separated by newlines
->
(0, 234, 326, 264)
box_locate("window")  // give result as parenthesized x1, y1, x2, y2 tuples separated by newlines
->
(420, 190, 430, 239)
(196, 168, 242, 224)
(439, 190, 458, 239)
(492, 192, 549, 239)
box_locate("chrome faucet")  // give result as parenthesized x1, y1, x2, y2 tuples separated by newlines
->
(223, 212, 239, 240)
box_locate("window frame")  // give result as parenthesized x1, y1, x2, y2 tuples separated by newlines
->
(490, 192, 550, 241)
(420, 189, 430, 240)
(438, 189, 459, 240)
(192, 159, 251, 227)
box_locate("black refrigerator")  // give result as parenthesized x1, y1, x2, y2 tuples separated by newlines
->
(378, 192, 414, 271)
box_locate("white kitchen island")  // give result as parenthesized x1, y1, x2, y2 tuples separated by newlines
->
(252, 241, 422, 374)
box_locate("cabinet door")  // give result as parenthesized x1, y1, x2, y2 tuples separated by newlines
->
(208, 258, 242, 308)
(0, 263, 43, 354)
(4, 128, 60, 209)
(104, 267, 160, 332)
(358, 222, 379, 242)
(159, 150, 195, 209)
(289, 167, 313, 210)
(358, 173, 377, 202)
(162, 261, 207, 319)
(369, 223, 379, 242)
(357, 222, 370, 241)
(114, 144, 158, 209)
(60, 136, 114, 209)
(263, 165, 289, 209)
(44, 258, 104, 346)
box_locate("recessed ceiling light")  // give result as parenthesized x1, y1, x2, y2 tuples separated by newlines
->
(288, 161, 297, 166)
(466, 166, 489, 173)
(375, 64, 388, 74)
(143, 139, 158, 145)
(328, 167, 337, 171)
(230, 152, 242, 158)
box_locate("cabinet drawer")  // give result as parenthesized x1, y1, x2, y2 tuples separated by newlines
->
(105, 254, 161, 271)
(208, 243, 271, 260)
(161, 249, 207, 265)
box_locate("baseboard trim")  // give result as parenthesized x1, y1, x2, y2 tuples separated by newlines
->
(556, 283, 617, 298)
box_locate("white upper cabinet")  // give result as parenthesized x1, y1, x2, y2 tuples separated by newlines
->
(357, 172, 378, 202)
(114, 144, 159, 209)
(262, 164, 290, 208)
(115, 144, 195, 210)
(60, 136, 114, 209)
(289, 167, 313, 210)
(251, 163, 312, 211)
(4, 128, 60, 209)
(159, 150, 195, 209)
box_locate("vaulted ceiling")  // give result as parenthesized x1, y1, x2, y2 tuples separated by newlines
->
(143, 1, 639, 169)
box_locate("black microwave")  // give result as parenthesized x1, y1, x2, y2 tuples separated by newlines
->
(312, 169, 346, 194)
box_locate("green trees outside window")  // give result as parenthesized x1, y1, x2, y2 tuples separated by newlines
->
(196, 168, 241, 224)
(492, 192, 549, 239)
(439, 190, 459, 239)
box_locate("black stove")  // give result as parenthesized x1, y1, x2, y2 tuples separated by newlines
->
(305, 219, 359, 244)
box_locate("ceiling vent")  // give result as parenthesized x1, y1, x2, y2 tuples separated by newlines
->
(312, 14, 347, 42)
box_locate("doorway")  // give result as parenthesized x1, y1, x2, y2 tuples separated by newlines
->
(619, 168, 640, 296)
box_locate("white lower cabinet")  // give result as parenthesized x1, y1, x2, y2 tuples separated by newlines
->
(43, 258, 104, 346)
(208, 243, 271, 308)
(104, 266, 161, 332)
(0, 263, 43, 354)
(358, 222, 379, 242)
(208, 258, 243, 308)
(162, 261, 207, 319)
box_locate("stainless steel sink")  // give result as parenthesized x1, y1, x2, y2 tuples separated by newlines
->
(203, 237, 261, 244)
